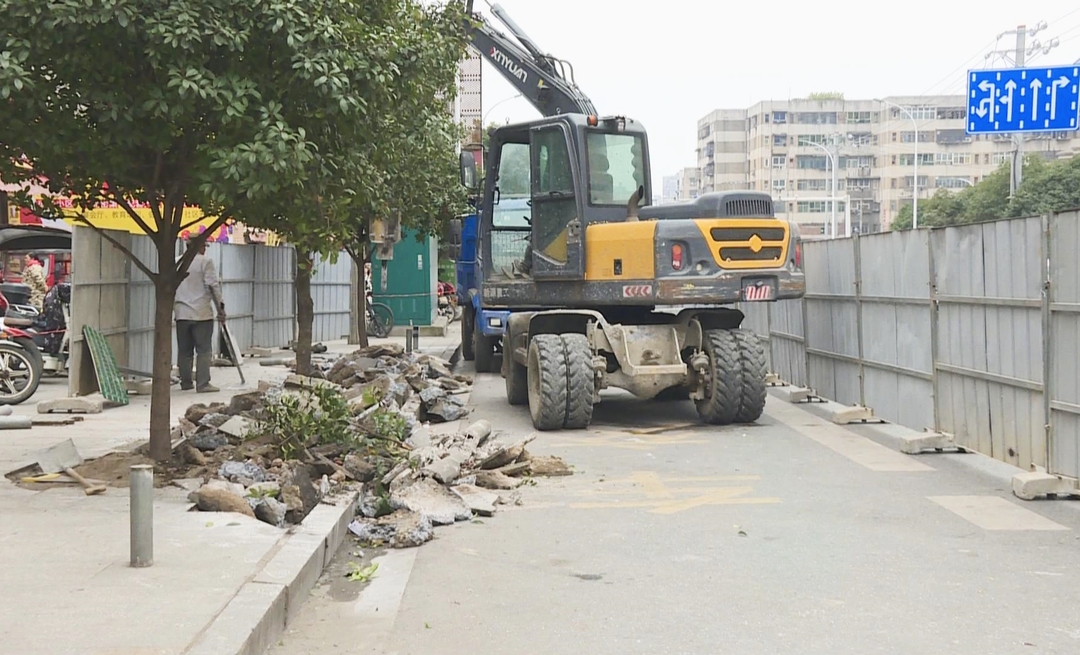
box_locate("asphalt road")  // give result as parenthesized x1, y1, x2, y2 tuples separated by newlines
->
(270, 365, 1080, 655)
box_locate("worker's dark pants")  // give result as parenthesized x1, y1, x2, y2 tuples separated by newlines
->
(176, 319, 214, 390)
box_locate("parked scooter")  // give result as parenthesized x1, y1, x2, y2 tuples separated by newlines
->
(0, 282, 69, 403)
(0, 286, 47, 404)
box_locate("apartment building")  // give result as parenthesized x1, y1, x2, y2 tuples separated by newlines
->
(677, 167, 701, 201)
(661, 174, 680, 204)
(695, 95, 1080, 234)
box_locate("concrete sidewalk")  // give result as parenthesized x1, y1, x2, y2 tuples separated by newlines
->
(0, 328, 461, 655)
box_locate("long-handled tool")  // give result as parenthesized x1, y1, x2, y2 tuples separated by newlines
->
(220, 321, 246, 385)
(34, 438, 107, 496)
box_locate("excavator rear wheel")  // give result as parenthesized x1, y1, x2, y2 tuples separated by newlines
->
(732, 329, 767, 423)
(561, 333, 595, 430)
(527, 334, 568, 430)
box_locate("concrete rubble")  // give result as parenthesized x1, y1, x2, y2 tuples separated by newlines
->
(124, 342, 575, 535)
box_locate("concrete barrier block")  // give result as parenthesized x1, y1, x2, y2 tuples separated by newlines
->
(1012, 470, 1080, 501)
(37, 397, 104, 414)
(830, 404, 886, 425)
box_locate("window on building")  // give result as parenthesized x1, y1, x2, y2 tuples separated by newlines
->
(773, 111, 787, 123)
(936, 129, 969, 144)
(773, 134, 787, 146)
(900, 131, 934, 143)
(936, 176, 971, 189)
(992, 152, 1010, 165)
(772, 179, 786, 190)
(848, 178, 872, 190)
(797, 201, 845, 213)
(772, 200, 785, 214)
(796, 155, 828, 170)
(797, 179, 828, 191)
(697, 124, 711, 139)
(902, 176, 929, 188)
(936, 107, 966, 120)
(797, 134, 829, 147)
(795, 112, 838, 124)
(772, 156, 786, 169)
(934, 152, 971, 165)
(898, 153, 934, 166)
(705, 142, 715, 157)
(846, 111, 872, 124)
(901, 106, 936, 120)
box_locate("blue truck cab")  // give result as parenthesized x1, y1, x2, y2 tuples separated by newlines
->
(456, 196, 530, 372)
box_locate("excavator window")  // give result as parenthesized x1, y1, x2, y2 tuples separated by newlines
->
(530, 126, 577, 266)
(489, 141, 532, 277)
(585, 132, 646, 206)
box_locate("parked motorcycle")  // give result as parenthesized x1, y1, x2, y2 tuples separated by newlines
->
(0, 282, 70, 403)
(0, 285, 48, 404)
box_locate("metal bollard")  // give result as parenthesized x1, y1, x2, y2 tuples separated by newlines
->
(130, 464, 154, 568)
(412, 324, 420, 350)
(405, 320, 414, 353)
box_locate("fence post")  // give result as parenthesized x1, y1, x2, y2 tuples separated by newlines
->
(1041, 213, 1053, 472)
(853, 233, 866, 407)
(801, 291, 812, 390)
(927, 229, 941, 432)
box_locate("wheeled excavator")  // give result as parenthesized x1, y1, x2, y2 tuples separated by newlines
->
(456, 1, 806, 431)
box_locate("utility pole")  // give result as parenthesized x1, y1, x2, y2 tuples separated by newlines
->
(986, 22, 1058, 197)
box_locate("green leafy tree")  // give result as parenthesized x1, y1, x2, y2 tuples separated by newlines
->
(0, 0, 406, 460)
(245, 0, 471, 361)
(889, 156, 1079, 230)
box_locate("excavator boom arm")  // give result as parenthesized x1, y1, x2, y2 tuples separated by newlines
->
(465, 1, 597, 117)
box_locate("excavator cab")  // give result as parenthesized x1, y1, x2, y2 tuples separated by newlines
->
(475, 113, 650, 285)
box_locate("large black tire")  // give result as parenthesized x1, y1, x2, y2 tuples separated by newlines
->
(732, 329, 767, 423)
(503, 334, 528, 405)
(0, 342, 43, 405)
(695, 329, 743, 425)
(474, 317, 495, 373)
(527, 334, 568, 430)
(461, 305, 475, 362)
(561, 333, 595, 429)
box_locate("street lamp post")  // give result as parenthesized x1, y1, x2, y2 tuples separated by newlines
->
(877, 99, 919, 229)
(798, 137, 838, 237)
(482, 93, 523, 125)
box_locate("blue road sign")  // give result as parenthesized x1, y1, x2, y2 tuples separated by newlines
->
(966, 66, 1080, 134)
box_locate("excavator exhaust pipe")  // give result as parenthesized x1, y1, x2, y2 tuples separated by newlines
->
(625, 185, 645, 222)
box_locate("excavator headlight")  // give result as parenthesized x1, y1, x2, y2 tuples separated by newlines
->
(587, 115, 598, 127)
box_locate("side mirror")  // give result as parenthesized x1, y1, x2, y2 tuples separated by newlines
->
(459, 151, 478, 189)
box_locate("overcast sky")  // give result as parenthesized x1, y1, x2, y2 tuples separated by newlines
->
(474, 1, 1080, 193)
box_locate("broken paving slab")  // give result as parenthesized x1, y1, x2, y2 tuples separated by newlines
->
(37, 397, 104, 414)
(390, 478, 472, 525)
(348, 511, 433, 548)
(450, 484, 499, 517)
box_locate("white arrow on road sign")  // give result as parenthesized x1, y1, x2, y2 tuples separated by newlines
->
(1050, 76, 1069, 120)
(1001, 79, 1016, 122)
(976, 80, 996, 119)
(1031, 77, 1043, 120)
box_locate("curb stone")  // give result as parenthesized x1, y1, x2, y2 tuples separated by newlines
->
(185, 490, 359, 655)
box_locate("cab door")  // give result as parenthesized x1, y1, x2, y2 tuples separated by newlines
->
(528, 124, 585, 280)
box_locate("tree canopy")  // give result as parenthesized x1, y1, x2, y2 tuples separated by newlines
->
(891, 154, 1080, 230)
(0, 0, 472, 459)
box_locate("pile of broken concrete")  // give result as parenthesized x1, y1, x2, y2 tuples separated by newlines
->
(177, 342, 571, 538)
(349, 421, 571, 548)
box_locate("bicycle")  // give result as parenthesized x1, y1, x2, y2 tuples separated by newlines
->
(365, 295, 394, 338)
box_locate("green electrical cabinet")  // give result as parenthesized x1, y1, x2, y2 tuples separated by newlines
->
(372, 228, 437, 327)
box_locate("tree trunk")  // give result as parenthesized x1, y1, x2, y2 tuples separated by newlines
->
(294, 252, 315, 376)
(149, 270, 176, 462)
(349, 249, 370, 348)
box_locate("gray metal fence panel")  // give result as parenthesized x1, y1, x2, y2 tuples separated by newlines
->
(804, 238, 861, 405)
(70, 227, 132, 395)
(311, 254, 353, 343)
(126, 235, 161, 374)
(858, 230, 934, 429)
(932, 218, 1044, 468)
(769, 300, 806, 387)
(1049, 210, 1080, 479)
(738, 302, 771, 371)
(252, 245, 296, 348)
(209, 243, 256, 355)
